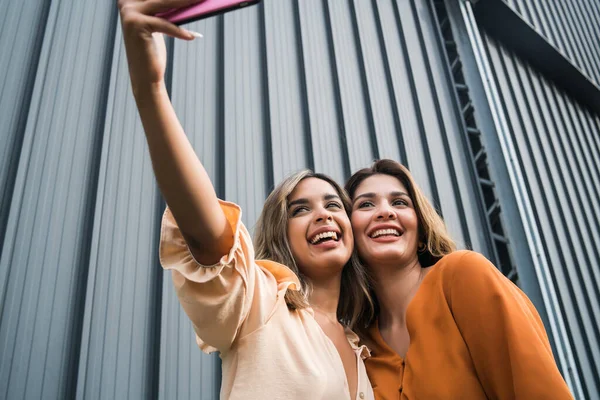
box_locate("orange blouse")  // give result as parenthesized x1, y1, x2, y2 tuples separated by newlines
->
(363, 250, 573, 399)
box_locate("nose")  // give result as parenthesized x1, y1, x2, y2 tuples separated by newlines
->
(375, 202, 396, 220)
(315, 207, 333, 223)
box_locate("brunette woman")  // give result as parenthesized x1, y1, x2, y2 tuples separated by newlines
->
(346, 159, 572, 399)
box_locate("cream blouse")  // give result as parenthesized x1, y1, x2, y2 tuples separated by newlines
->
(159, 200, 374, 400)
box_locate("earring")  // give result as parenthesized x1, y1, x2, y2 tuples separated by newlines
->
(418, 242, 427, 253)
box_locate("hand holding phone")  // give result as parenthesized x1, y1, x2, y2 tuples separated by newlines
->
(158, 0, 262, 26)
(118, 0, 201, 92)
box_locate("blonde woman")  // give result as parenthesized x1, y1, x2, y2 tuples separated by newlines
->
(119, 0, 374, 398)
(345, 159, 572, 399)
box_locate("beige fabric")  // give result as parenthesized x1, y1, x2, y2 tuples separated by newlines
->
(160, 200, 374, 400)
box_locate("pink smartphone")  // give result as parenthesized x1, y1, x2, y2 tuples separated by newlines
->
(158, 0, 261, 25)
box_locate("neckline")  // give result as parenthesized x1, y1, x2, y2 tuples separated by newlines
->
(372, 319, 405, 362)
(310, 311, 366, 400)
(371, 263, 439, 361)
(307, 307, 368, 355)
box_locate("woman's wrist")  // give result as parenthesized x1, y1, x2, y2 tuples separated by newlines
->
(133, 80, 167, 103)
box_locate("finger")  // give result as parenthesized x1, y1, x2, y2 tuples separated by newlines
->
(145, 15, 199, 40)
(139, 0, 205, 15)
(117, 0, 144, 12)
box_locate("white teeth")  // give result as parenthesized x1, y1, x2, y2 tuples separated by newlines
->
(310, 231, 338, 244)
(370, 228, 400, 238)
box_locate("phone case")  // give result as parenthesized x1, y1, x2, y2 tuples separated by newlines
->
(158, 0, 261, 25)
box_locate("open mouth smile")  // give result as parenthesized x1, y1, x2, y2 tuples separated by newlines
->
(369, 228, 402, 238)
(309, 230, 340, 245)
(367, 226, 404, 239)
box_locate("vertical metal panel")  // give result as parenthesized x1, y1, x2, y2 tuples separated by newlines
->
(502, 0, 600, 87)
(326, 1, 378, 170)
(75, 25, 165, 400)
(393, 0, 441, 202)
(263, 0, 311, 182)
(222, 6, 270, 229)
(296, 0, 349, 183)
(0, 0, 117, 398)
(351, 0, 398, 162)
(0, 0, 50, 259)
(481, 30, 600, 398)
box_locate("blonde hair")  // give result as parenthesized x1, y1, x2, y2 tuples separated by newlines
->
(345, 159, 456, 331)
(254, 170, 373, 328)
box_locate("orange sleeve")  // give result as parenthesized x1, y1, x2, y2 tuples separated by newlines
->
(445, 251, 573, 399)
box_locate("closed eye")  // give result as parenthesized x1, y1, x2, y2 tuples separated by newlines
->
(291, 206, 309, 216)
(392, 199, 409, 207)
(357, 201, 374, 209)
(326, 201, 343, 210)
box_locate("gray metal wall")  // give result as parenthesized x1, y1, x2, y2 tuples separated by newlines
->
(0, 0, 496, 399)
(503, 0, 600, 87)
(434, 0, 600, 397)
(481, 27, 600, 400)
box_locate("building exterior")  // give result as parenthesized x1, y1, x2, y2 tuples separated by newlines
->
(0, 0, 598, 399)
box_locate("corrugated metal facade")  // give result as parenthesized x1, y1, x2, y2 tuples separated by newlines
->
(481, 30, 600, 399)
(0, 1, 500, 399)
(3, 0, 599, 398)
(503, 0, 600, 87)
(444, 0, 600, 397)
(433, 0, 600, 397)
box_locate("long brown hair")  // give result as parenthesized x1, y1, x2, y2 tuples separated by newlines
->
(345, 159, 456, 330)
(254, 170, 373, 328)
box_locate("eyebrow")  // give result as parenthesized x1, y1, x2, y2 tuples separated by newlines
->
(288, 194, 341, 208)
(353, 191, 410, 202)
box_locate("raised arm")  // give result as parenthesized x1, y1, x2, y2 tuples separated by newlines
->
(118, 0, 232, 265)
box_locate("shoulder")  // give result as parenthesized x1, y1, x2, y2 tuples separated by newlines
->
(256, 259, 302, 291)
(433, 250, 505, 294)
(432, 251, 529, 314)
(435, 250, 496, 276)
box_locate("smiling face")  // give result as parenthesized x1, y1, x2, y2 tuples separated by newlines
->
(286, 177, 353, 280)
(350, 174, 420, 268)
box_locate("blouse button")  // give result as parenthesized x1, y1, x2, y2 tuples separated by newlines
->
(359, 392, 365, 399)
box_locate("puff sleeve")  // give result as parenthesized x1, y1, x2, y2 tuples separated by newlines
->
(159, 200, 287, 354)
